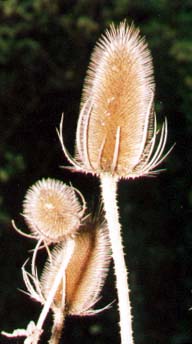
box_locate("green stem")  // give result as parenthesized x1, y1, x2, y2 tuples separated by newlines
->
(100, 174, 134, 344)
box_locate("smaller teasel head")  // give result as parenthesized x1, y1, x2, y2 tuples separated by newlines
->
(41, 215, 111, 316)
(23, 178, 86, 244)
(58, 21, 170, 179)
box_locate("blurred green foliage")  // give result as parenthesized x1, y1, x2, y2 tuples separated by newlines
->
(0, 1, 192, 343)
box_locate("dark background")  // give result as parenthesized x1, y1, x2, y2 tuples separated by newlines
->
(0, 1, 192, 343)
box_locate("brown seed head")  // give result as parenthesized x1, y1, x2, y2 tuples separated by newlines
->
(58, 21, 169, 178)
(41, 215, 111, 315)
(76, 21, 154, 176)
(23, 178, 84, 243)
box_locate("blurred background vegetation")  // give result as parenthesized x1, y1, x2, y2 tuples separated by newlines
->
(0, 0, 192, 343)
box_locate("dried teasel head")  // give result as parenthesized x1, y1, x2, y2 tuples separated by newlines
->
(23, 178, 86, 243)
(41, 215, 111, 316)
(58, 21, 171, 179)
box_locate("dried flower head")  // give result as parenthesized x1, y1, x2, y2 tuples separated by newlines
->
(41, 215, 111, 316)
(23, 178, 85, 243)
(58, 21, 169, 179)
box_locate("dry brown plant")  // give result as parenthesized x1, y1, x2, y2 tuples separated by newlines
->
(58, 21, 171, 344)
(2, 181, 111, 344)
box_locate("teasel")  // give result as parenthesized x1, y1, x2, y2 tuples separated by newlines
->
(2, 237, 75, 344)
(13, 178, 86, 261)
(2, 179, 87, 343)
(41, 215, 111, 343)
(58, 21, 172, 344)
(3, 214, 111, 344)
(23, 178, 86, 242)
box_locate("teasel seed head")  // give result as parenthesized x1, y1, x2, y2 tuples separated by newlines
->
(41, 215, 111, 316)
(23, 178, 85, 243)
(58, 21, 170, 178)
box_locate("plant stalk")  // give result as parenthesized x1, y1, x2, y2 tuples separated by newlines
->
(100, 174, 134, 344)
(36, 239, 75, 341)
(49, 308, 65, 344)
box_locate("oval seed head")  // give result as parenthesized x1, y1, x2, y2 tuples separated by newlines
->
(59, 21, 169, 178)
(76, 21, 154, 177)
(23, 178, 84, 243)
(41, 215, 111, 315)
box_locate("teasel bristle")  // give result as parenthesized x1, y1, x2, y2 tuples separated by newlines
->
(82, 21, 154, 106)
(23, 178, 86, 243)
(41, 215, 111, 316)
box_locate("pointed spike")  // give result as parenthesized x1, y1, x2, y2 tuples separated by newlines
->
(111, 126, 121, 173)
(82, 98, 95, 170)
(11, 220, 36, 240)
(137, 91, 154, 161)
(97, 135, 106, 170)
(57, 114, 83, 170)
(139, 118, 171, 175)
